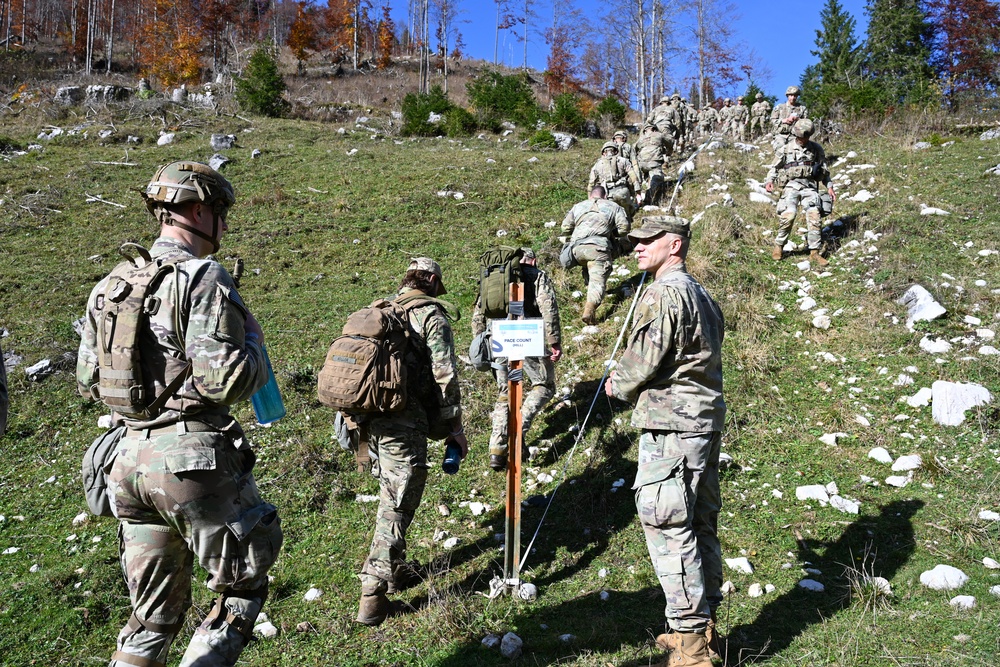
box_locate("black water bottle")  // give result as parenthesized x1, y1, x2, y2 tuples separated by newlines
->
(442, 439, 462, 475)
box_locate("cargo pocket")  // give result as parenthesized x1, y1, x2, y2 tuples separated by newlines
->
(633, 456, 689, 529)
(161, 433, 218, 474)
(655, 553, 691, 608)
(225, 501, 282, 586)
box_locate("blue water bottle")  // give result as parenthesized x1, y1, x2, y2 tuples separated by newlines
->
(442, 439, 463, 475)
(251, 344, 286, 425)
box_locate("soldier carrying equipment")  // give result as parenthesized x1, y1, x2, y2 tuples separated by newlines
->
(478, 246, 525, 319)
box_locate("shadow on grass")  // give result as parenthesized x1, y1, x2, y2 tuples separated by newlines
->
(723, 498, 924, 665)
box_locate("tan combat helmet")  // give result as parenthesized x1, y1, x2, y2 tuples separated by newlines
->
(142, 160, 235, 251)
(724, 97, 731, 104)
(785, 85, 801, 96)
(613, 130, 628, 140)
(792, 118, 815, 138)
(601, 141, 619, 154)
(755, 92, 763, 100)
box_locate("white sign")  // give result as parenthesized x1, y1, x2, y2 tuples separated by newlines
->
(491, 319, 545, 361)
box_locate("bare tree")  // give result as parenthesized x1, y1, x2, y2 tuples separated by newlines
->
(682, 0, 741, 107)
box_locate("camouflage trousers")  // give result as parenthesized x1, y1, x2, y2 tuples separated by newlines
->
(749, 116, 767, 137)
(775, 185, 822, 250)
(633, 430, 722, 633)
(572, 243, 614, 306)
(639, 162, 665, 207)
(107, 424, 282, 667)
(360, 422, 428, 594)
(489, 355, 556, 457)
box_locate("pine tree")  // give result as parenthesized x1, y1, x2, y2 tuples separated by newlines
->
(801, 0, 861, 115)
(235, 42, 289, 118)
(862, 0, 936, 108)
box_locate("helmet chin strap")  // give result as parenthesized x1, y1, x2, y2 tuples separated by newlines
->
(161, 206, 221, 254)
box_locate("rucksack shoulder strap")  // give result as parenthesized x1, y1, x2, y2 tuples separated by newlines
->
(394, 291, 461, 322)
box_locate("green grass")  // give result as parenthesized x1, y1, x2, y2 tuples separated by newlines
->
(1, 104, 999, 666)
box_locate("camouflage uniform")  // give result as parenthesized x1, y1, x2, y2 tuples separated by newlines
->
(614, 135, 639, 174)
(360, 287, 462, 595)
(0, 339, 7, 435)
(770, 100, 808, 147)
(587, 152, 641, 221)
(77, 236, 282, 667)
(765, 134, 830, 251)
(670, 98, 687, 149)
(684, 102, 699, 147)
(561, 196, 630, 308)
(472, 260, 560, 460)
(635, 126, 670, 206)
(750, 97, 771, 137)
(731, 99, 749, 141)
(610, 260, 726, 635)
(697, 107, 718, 137)
(717, 100, 734, 136)
(646, 98, 680, 154)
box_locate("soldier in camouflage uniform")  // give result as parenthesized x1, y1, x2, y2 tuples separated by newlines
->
(749, 92, 771, 138)
(683, 99, 699, 148)
(634, 124, 670, 206)
(77, 161, 283, 667)
(646, 95, 680, 155)
(765, 119, 835, 266)
(697, 105, 718, 137)
(717, 98, 734, 136)
(770, 85, 808, 148)
(472, 249, 561, 472)
(561, 186, 630, 325)
(358, 257, 467, 625)
(587, 141, 642, 222)
(731, 97, 749, 141)
(605, 216, 726, 667)
(669, 95, 687, 151)
(612, 130, 639, 173)
(0, 338, 7, 436)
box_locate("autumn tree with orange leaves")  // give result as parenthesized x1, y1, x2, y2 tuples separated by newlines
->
(138, 0, 203, 85)
(376, 4, 395, 69)
(287, 1, 320, 71)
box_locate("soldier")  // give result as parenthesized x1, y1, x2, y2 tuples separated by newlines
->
(0, 338, 7, 436)
(77, 161, 283, 667)
(731, 96, 749, 141)
(683, 99, 699, 148)
(587, 141, 642, 222)
(613, 129, 639, 173)
(669, 94, 687, 150)
(605, 216, 726, 667)
(765, 119, 835, 266)
(749, 92, 771, 138)
(634, 124, 670, 206)
(358, 257, 467, 624)
(717, 98, 734, 136)
(697, 105, 718, 137)
(770, 85, 808, 148)
(472, 248, 561, 472)
(646, 95, 680, 154)
(561, 185, 630, 325)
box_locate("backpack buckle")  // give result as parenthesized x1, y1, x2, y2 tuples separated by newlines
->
(143, 295, 161, 315)
(129, 385, 145, 405)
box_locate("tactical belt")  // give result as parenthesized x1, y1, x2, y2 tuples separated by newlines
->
(126, 419, 219, 440)
(784, 160, 816, 168)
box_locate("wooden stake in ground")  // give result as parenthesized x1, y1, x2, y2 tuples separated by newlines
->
(503, 281, 524, 586)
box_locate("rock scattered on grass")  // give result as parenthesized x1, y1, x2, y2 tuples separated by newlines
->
(500, 632, 523, 659)
(886, 475, 911, 488)
(482, 634, 502, 649)
(920, 564, 968, 590)
(898, 285, 947, 330)
(919, 337, 952, 354)
(868, 447, 893, 463)
(949, 595, 975, 610)
(798, 579, 825, 592)
(891, 454, 922, 472)
(725, 557, 753, 574)
(303, 587, 323, 601)
(978, 510, 1000, 521)
(796, 485, 829, 503)
(931, 380, 992, 426)
(157, 133, 174, 146)
(253, 621, 278, 638)
(982, 557, 1000, 569)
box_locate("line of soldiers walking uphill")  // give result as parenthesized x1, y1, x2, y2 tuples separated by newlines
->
(67, 80, 835, 667)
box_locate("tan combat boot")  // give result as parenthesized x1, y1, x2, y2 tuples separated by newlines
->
(582, 301, 598, 325)
(654, 632, 712, 667)
(356, 589, 392, 626)
(706, 609, 723, 661)
(809, 249, 829, 267)
(771, 245, 783, 261)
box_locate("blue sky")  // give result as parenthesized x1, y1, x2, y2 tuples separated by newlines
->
(391, 0, 871, 98)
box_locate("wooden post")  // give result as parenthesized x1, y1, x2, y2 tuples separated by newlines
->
(502, 282, 524, 585)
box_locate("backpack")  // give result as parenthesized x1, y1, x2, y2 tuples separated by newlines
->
(478, 247, 523, 319)
(81, 423, 126, 517)
(93, 244, 192, 419)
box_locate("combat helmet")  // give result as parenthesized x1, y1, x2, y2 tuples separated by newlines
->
(785, 85, 801, 96)
(142, 160, 235, 251)
(671, 92, 680, 100)
(659, 95, 670, 104)
(613, 130, 628, 140)
(601, 141, 619, 154)
(792, 118, 815, 138)
(755, 92, 763, 100)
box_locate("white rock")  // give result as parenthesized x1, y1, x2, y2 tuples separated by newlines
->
(355, 494, 379, 503)
(799, 297, 817, 311)
(157, 133, 175, 146)
(798, 579, 825, 592)
(72, 512, 89, 526)
(558, 633, 576, 642)
(748, 583, 764, 598)
(812, 315, 831, 330)
(2, 547, 20, 555)
(527, 156, 538, 163)
(983, 557, 1000, 569)
(868, 447, 893, 464)
(771, 489, 783, 499)
(482, 634, 502, 649)
(991, 586, 1000, 598)
(721, 581, 736, 595)
(978, 510, 1000, 521)
(433, 529, 450, 542)
(749, 192, 774, 204)
(581, 325, 600, 335)
(920, 564, 968, 590)
(849, 189, 874, 202)
(765, 583, 776, 594)
(819, 432, 847, 446)
(885, 475, 911, 487)
(891, 454, 922, 471)
(980, 346, 1000, 355)
(571, 290, 583, 300)
(442, 536, 461, 549)
(905, 387, 933, 407)
(437, 504, 451, 516)
(599, 590, 610, 600)
(950, 595, 976, 610)
(303, 587, 323, 601)
(826, 481, 839, 495)
(855, 415, 871, 427)
(469, 502, 486, 516)
(518, 582, 538, 601)
(919, 204, 950, 216)
(893, 374, 915, 387)
(898, 285, 947, 330)
(500, 632, 524, 659)
(919, 337, 952, 354)
(29, 564, 39, 572)
(977, 328, 996, 339)
(868, 577, 892, 595)
(931, 380, 992, 426)
(725, 557, 754, 574)
(830, 495, 860, 514)
(346, 148, 358, 156)
(796, 485, 830, 503)
(253, 621, 278, 638)
(796, 260, 811, 272)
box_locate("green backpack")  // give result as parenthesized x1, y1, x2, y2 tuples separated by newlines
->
(478, 247, 523, 319)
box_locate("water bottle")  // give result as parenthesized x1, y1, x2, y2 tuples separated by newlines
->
(442, 439, 463, 475)
(251, 344, 286, 425)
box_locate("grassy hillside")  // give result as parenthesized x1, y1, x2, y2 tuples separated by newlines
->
(0, 106, 998, 667)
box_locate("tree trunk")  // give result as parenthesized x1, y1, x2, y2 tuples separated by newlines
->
(106, 0, 115, 73)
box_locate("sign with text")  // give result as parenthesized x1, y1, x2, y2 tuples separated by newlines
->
(491, 319, 545, 361)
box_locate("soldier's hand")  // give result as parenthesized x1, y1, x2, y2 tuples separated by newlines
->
(765, 181, 774, 193)
(828, 185, 836, 202)
(550, 343, 562, 363)
(450, 433, 469, 459)
(244, 311, 264, 343)
(604, 371, 615, 397)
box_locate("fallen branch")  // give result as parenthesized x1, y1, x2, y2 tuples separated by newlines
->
(85, 194, 126, 208)
(92, 161, 138, 166)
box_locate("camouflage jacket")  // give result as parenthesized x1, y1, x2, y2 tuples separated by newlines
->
(647, 103, 680, 135)
(611, 263, 726, 432)
(718, 105, 734, 122)
(562, 197, 630, 248)
(751, 100, 771, 118)
(765, 139, 830, 190)
(616, 142, 639, 172)
(76, 237, 267, 429)
(472, 265, 561, 348)
(770, 102, 808, 134)
(670, 101, 686, 131)
(587, 156, 640, 194)
(685, 104, 699, 125)
(732, 104, 748, 122)
(0, 339, 7, 435)
(698, 108, 719, 125)
(635, 131, 669, 167)
(371, 288, 462, 432)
